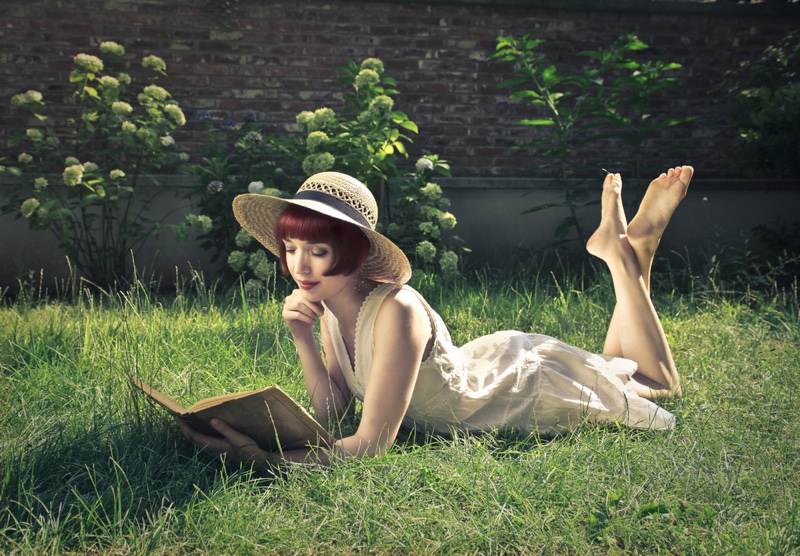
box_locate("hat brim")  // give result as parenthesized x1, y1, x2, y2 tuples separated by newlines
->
(232, 193, 412, 284)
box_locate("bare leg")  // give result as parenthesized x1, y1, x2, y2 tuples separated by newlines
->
(586, 170, 687, 398)
(627, 166, 693, 291)
(600, 167, 693, 358)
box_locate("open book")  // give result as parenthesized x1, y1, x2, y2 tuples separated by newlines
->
(131, 378, 332, 451)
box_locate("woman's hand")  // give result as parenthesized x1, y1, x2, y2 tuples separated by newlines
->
(282, 288, 325, 336)
(176, 417, 275, 468)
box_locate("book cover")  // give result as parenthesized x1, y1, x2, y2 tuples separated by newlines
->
(131, 378, 332, 451)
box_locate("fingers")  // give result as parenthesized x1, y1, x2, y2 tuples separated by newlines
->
(210, 418, 254, 447)
(177, 417, 270, 466)
(210, 418, 271, 466)
(282, 289, 324, 325)
(176, 417, 232, 457)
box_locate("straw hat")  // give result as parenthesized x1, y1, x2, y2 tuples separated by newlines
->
(232, 172, 412, 284)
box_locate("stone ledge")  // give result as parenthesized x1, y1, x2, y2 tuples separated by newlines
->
(363, 0, 800, 17)
(439, 177, 800, 191)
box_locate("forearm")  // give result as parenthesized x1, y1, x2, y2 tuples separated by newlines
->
(265, 434, 385, 468)
(292, 330, 350, 424)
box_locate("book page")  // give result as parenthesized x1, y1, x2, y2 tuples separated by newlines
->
(131, 378, 332, 451)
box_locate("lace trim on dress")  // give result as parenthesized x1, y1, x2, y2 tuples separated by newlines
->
(351, 283, 395, 375)
(402, 286, 440, 365)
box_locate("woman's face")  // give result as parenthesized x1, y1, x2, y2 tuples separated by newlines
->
(282, 238, 353, 302)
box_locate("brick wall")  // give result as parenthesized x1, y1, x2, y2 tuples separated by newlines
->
(1, 0, 799, 180)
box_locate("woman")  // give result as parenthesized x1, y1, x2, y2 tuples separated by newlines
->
(179, 167, 692, 466)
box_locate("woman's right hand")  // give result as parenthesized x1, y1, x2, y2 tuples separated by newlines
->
(282, 288, 325, 335)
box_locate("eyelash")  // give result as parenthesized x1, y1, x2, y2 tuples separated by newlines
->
(284, 247, 328, 258)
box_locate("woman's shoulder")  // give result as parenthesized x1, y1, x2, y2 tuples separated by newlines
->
(384, 284, 433, 312)
(374, 285, 431, 333)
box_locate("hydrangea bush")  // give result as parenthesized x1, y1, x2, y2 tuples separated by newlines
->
(189, 111, 304, 293)
(191, 57, 465, 291)
(386, 155, 464, 279)
(192, 110, 302, 278)
(293, 58, 464, 280)
(1, 42, 193, 286)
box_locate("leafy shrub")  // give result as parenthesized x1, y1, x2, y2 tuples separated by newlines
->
(1, 42, 193, 286)
(191, 58, 465, 288)
(491, 34, 691, 246)
(293, 58, 464, 280)
(189, 110, 303, 292)
(720, 31, 800, 177)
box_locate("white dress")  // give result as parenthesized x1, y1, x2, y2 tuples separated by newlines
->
(324, 283, 675, 438)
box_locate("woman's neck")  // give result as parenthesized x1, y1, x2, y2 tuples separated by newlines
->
(323, 277, 380, 327)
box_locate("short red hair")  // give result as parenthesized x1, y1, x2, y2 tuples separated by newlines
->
(276, 204, 371, 277)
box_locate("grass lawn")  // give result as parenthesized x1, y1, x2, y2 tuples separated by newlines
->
(1, 260, 798, 554)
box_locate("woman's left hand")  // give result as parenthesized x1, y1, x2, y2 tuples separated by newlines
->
(176, 417, 275, 467)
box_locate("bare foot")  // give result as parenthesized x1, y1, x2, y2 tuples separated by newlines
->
(586, 173, 631, 263)
(627, 166, 694, 286)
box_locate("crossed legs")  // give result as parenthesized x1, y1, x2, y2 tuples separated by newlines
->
(586, 166, 693, 399)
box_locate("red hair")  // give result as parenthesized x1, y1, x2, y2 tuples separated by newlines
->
(276, 204, 371, 276)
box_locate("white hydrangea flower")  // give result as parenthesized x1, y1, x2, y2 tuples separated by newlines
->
(421, 182, 442, 200)
(302, 152, 335, 175)
(98, 75, 120, 88)
(416, 240, 437, 263)
(235, 229, 253, 248)
(21, 198, 41, 218)
(112, 101, 133, 115)
(26, 128, 44, 141)
(306, 131, 329, 151)
(142, 55, 167, 72)
(440, 250, 459, 275)
(438, 212, 457, 230)
(355, 68, 380, 89)
(74, 53, 103, 73)
(360, 58, 385, 74)
(63, 164, 84, 187)
(228, 250, 248, 272)
(139, 84, 169, 103)
(164, 104, 186, 125)
(416, 157, 434, 173)
(99, 41, 125, 57)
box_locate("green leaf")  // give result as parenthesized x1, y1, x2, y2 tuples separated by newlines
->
(627, 38, 649, 51)
(638, 502, 671, 517)
(397, 120, 418, 133)
(519, 119, 554, 126)
(554, 217, 575, 240)
(509, 90, 543, 100)
(520, 202, 562, 214)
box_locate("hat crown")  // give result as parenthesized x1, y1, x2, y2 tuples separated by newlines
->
(297, 172, 378, 229)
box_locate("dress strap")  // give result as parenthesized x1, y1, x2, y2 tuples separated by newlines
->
(352, 283, 398, 385)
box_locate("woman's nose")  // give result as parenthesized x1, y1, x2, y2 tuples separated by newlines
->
(293, 253, 309, 274)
